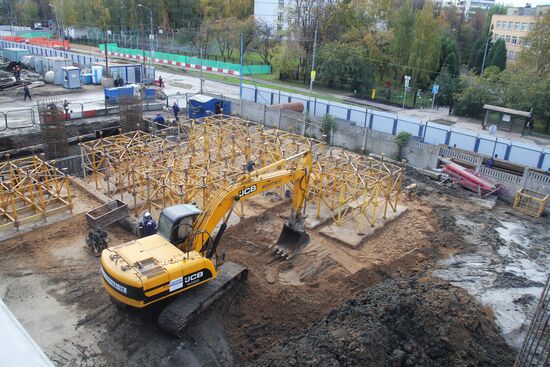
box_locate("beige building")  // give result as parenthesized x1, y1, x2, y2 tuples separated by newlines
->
(491, 5, 549, 63)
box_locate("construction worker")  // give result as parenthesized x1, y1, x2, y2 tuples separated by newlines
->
(139, 212, 157, 237)
(14, 66, 21, 82)
(154, 113, 166, 130)
(23, 84, 31, 101)
(63, 100, 70, 119)
(172, 102, 180, 121)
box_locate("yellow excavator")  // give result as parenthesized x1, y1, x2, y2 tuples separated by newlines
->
(100, 150, 312, 336)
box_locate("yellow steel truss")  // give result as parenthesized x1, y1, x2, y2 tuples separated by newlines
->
(0, 155, 73, 230)
(79, 116, 404, 229)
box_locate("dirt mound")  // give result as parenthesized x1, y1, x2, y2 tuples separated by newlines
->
(248, 277, 516, 367)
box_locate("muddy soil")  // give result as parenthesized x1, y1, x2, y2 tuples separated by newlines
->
(0, 167, 541, 366)
(248, 277, 516, 367)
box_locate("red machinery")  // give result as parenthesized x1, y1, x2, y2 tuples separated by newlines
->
(441, 159, 500, 197)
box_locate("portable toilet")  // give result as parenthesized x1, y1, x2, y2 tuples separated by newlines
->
(62, 66, 80, 89)
(91, 66, 103, 84)
(188, 94, 231, 119)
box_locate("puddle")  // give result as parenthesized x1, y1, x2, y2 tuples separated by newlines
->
(434, 213, 549, 348)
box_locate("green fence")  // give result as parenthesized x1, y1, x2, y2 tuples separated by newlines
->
(99, 43, 271, 75)
(19, 31, 53, 39)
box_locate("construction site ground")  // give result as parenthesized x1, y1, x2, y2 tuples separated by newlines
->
(0, 166, 547, 366)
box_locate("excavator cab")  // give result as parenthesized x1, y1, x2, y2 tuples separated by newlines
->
(157, 204, 202, 248)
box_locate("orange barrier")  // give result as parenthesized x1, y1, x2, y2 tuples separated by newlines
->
(0, 36, 25, 43)
(28, 37, 70, 50)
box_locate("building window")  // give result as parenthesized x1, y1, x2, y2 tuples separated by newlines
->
(515, 22, 521, 31)
(278, 0, 284, 6)
(511, 36, 517, 44)
(508, 22, 514, 30)
(529, 23, 534, 31)
(522, 22, 528, 31)
(506, 35, 511, 43)
(277, 11, 283, 22)
(507, 51, 515, 59)
(517, 37, 523, 45)
(496, 21, 502, 29)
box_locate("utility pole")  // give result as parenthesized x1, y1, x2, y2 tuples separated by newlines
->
(308, 24, 318, 114)
(200, 47, 204, 94)
(481, 26, 493, 74)
(138, 4, 154, 84)
(239, 32, 244, 100)
(104, 30, 110, 78)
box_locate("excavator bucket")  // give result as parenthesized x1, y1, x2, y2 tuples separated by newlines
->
(274, 223, 310, 259)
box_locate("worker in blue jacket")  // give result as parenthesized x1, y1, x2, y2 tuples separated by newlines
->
(154, 113, 166, 130)
(139, 212, 157, 237)
(172, 102, 180, 121)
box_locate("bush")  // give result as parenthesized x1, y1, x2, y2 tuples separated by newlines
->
(322, 114, 335, 143)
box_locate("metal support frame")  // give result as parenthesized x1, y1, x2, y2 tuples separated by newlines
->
(79, 116, 404, 229)
(0, 155, 73, 230)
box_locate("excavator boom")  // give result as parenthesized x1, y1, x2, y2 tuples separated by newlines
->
(101, 150, 313, 337)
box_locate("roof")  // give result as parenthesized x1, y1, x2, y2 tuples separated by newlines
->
(0, 300, 54, 367)
(161, 204, 201, 222)
(189, 94, 213, 103)
(483, 104, 531, 118)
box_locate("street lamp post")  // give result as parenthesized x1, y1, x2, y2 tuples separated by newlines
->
(138, 3, 154, 84)
(49, 3, 62, 40)
(481, 26, 494, 74)
(307, 7, 318, 116)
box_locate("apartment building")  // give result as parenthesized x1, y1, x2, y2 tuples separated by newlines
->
(491, 5, 550, 63)
(254, 0, 292, 32)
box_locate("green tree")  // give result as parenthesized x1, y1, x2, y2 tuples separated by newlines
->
(519, 11, 550, 77)
(440, 36, 459, 76)
(393, 0, 415, 68)
(487, 39, 507, 71)
(15, 1, 39, 26)
(434, 66, 458, 106)
(271, 42, 301, 80)
(317, 42, 375, 93)
(407, 2, 441, 87)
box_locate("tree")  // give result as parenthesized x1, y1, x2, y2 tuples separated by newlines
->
(407, 2, 441, 87)
(487, 39, 506, 71)
(317, 41, 375, 93)
(253, 22, 278, 65)
(519, 11, 550, 77)
(15, 0, 39, 26)
(440, 36, 459, 76)
(434, 66, 458, 106)
(393, 0, 415, 68)
(271, 42, 302, 80)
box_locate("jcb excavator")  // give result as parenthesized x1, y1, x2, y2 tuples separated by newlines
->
(100, 150, 312, 336)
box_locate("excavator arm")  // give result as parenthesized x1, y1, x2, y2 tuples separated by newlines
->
(190, 150, 313, 257)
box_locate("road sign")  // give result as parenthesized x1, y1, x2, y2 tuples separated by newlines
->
(432, 84, 439, 94)
(404, 75, 411, 88)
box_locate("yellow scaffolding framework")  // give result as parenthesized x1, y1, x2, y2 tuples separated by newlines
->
(79, 116, 404, 230)
(0, 155, 73, 230)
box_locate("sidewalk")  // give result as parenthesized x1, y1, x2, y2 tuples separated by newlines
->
(398, 108, 550, 148)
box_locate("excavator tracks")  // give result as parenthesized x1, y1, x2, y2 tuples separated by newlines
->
(158, 261, 247, 337)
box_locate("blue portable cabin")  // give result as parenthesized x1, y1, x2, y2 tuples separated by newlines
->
(104, 86, 136, 104)
(188, 94, 231, 119)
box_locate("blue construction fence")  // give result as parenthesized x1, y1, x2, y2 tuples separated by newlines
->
(1, 40, 102, 67)
(242, 85, 550, 170)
